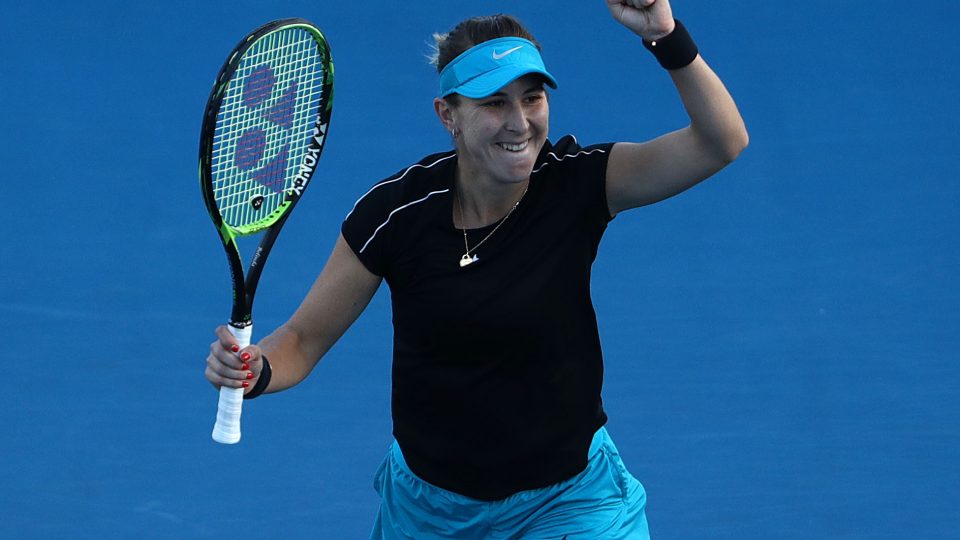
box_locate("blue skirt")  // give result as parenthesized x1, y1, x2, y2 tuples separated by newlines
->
(370, 427, 649, 539)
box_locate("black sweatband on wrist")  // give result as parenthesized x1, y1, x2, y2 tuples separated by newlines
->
(643, 19, 699, 70)
(243, 355, 272, 400)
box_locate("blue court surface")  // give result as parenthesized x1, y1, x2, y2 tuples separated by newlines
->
(2, 1, 957, 538)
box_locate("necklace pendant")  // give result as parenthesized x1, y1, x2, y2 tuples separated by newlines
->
(460, 253, 478, 267)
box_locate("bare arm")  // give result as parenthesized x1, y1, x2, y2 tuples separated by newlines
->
(206, 233, 382, 394)
(258, 233, 381, 391)
(604, 0, 749, 216)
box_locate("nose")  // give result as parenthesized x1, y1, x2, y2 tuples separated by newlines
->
(503, 100, 529, 134)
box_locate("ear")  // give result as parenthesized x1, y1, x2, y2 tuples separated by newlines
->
(434, 97, 456, 133)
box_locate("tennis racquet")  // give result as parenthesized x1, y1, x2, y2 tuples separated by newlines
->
(199, 18, 334, 444)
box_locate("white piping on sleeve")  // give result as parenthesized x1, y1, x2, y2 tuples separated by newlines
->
(358, 189, 451, 254)
(346, 154, 456, 221)
(532, 147, 607, 175)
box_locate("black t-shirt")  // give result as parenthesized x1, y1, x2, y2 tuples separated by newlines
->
(342, 135, 616, 500)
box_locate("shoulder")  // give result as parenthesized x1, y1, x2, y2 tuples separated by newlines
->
(532, 135, 614, 177)
(341, 150, 455, 263)
(529, 135, 616, 224)
(346, 150, 456, 222)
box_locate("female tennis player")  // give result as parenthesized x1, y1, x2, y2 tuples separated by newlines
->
(205, 0, 747, 537)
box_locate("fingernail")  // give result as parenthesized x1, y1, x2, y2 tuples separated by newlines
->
(241, 352, 251, 361)
(231, 345, 240, 353)
(246, 372, 255, 379)
(242, 381, 250, 388)
(241, 363, 249, 370)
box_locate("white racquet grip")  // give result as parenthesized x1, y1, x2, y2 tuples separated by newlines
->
(212, 324, 253, 444)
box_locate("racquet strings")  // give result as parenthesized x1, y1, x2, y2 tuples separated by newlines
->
(210, 27, 326, 231)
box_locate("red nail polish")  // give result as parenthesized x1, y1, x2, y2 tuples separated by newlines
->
(231, 345, 240, 353)
(242, 381, 250, 388)
(246, 372, 255, 379)
(241, 363, 249, 371)
(241, 352, 251, 361)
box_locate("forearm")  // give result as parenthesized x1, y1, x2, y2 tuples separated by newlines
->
(604, 12, 750, 214)
(254, 234, 382, 395)
(256, 323, 326, 394)
(606, 1, 748, 166)
(669, 55, 749, 163)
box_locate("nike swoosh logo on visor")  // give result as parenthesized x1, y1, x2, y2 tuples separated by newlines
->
(492, 46, 523, 60)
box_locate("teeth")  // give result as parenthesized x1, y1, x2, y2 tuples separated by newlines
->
(497, 141, 528, 152)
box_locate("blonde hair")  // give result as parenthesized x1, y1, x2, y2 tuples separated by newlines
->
(426, 32, 448, 69)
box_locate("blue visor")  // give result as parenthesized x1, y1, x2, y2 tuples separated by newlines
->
(439, 37, 558, 98)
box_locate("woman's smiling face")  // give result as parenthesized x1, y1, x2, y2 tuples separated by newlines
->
(439, 74, 550, 187)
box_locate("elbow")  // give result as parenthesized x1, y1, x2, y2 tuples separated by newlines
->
(715, 125, 749, 165)
(691, 120, 749, 167)
(728, 127, 750, 162)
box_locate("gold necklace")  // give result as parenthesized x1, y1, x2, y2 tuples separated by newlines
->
(456, 183, 529, 268)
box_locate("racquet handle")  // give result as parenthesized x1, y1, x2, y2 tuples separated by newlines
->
(212, 324, 253, 444)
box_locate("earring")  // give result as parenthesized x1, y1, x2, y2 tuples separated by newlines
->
(451, 127, 460, 138)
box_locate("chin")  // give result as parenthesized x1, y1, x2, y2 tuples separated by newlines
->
(502, 165, 535, 183)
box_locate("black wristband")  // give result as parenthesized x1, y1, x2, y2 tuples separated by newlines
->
(643, 19, 699, 70)
(243, 355, 272, 400)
